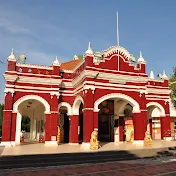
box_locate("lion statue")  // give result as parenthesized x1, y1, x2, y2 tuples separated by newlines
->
(144, 131, 152, 147)
(90, 130, 99, 150)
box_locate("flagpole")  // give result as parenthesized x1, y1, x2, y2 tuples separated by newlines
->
(117, 11, 119, 46)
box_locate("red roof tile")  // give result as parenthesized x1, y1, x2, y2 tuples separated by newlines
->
(60, 60, 81, 70)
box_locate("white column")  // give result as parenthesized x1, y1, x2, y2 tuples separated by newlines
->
(15, 112, 22, 145)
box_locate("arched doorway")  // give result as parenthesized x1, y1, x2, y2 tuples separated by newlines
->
(15, 98, 46, 144)
(147, 103, 165, 140)
(78, 102, 83, 143)
(59, 106, 70, 143)
(94, 93, 140, 143)
(122, 104, 133, 142)
(98, 100, 114, 142)
(21, 116, 31, 142)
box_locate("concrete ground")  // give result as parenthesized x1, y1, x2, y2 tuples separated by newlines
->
(1, 140, 176, 157)
(0, 146, 4, 155)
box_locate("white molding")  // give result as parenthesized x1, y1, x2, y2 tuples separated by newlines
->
(164, 137, 172, 141)
(13, 95, 50, 113)
(15, 112, 22, 144)
(81, 142, 90, 149)
(133, 140, 144, 145)
(147, 102, 165, 116)
(72, 95, 84, 115)
(94, 93, 140, 112)
(16, 63, 53, 70)
(58, 102, 72, 115)
(45, 141, 58, 145)
(6, 84, 59, 91)
(86, 66, 147, 76)
(0, 141, 16, 146)
(69, 143, 79, 145)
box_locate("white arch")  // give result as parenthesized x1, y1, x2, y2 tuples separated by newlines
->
(13, 95, 50, 113)
(94, 93, 140, 113)
(58, 102, 72, 115)
(147, 102, 165, 117)
(72, 95, 84, 115)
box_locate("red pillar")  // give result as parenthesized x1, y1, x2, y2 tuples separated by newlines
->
(93, 111, 98, 130)
(149, 118, 153, 139)
(69, 115, 78, 143)
(160, 101, 171, 139)
(133, 111, 147, 140)
(160, 115, 171, 139)
(83, 89, 94, 143)
(45, 114, 51, 141)
(11, 112, 17, 141)
(2, 92, 13, 142)
(50, 94, 58, 140)
(83, 109, 94, 142)
(119, 116, 124, 142)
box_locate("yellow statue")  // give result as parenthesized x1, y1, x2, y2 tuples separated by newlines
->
(90, 130, 99, 150)
(144, 131, 152, 147)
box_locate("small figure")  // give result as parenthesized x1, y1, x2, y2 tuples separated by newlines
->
(90, 130, 99, 150)
(144, 131, 152, 147)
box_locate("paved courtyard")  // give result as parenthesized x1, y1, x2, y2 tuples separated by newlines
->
(1, 140, 176, 157)
(1, 159, 176, 176)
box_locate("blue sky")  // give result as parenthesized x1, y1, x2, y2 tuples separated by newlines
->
(0, 0, 175, 103)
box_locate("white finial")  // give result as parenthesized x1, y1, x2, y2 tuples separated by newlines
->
(138, 51, 145, 63)
(8, 48, 16, 60)
(85, 42, 93, 55)
(150, 70, 155, 79)
(73, 55, 79, 60)
(162, 70, 168, 79)
(53, 56, 60, 66)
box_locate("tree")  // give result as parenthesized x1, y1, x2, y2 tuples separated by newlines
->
(169, 67, 176, 108)
(0, 104, 4, 137)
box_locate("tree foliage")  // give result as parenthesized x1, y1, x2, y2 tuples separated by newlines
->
(0, 104, 4, 137)
(21, 116, 30, 132)
(169, 67, 176, 108)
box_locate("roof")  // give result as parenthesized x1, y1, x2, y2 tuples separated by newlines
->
(60, 60, 82, 70)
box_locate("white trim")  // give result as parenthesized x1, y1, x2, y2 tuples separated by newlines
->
(81, 142, 90, 149)
(133, 140, 144, 145)
(58, 102, 72, 115)
(164, 137, 172, 141)
(0, 141, 16, 146)
(16, 63, 53, 70)
(72, 95, 84, 115)
(147, 102, 165, 116)
(69, 143, 79, 145)
(45, 141, 58, 145)
(94, 93, 140, 112)
(86, 66, 147, 76)
(15, 112, 22, 145)
(13, 95, 50, 113)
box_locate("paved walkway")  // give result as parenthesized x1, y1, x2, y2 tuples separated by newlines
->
(1, 160, 176, 176)
(1, 140, 176, 157)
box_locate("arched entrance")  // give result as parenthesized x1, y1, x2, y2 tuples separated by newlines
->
(147, 102, 165, 140)
(95, 93, 140, 143)
(59, 106, 70, 143)
(72, 95, 84, 144)
(21, 116, 31, 142)
(79, 102, 83, 143)
(13, 95, 49, 145)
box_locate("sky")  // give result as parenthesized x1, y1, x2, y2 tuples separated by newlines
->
(0, 0, 176, 103)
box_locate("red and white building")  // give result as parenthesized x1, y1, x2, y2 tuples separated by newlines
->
(1, 43, 174, 146)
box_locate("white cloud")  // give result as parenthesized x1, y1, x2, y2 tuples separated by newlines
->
(0, 18, 31, 34)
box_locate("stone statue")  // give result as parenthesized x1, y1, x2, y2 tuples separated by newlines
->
(144, 131, 152, 147)
(90, 130, 99, 150)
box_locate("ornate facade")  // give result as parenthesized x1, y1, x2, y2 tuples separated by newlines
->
(1, 44, 173, 146)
